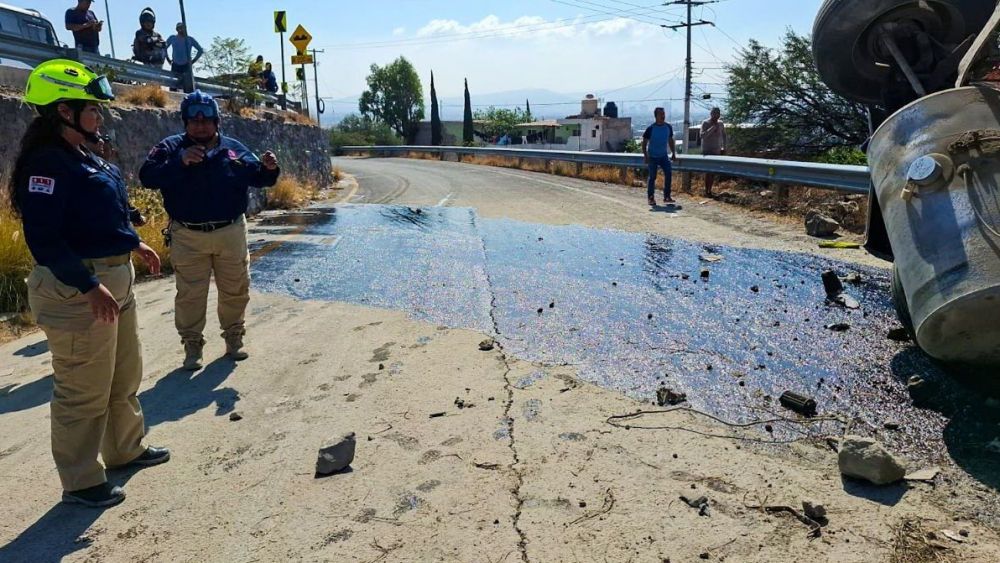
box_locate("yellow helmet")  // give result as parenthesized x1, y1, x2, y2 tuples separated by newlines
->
(24, 59, 115, 107)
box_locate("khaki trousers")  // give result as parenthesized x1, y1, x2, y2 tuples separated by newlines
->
(169, 216, 250, 344)
(27, 256, 147, 492)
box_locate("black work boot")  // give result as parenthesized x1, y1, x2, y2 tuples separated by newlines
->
(114, 446, 171, 469)
(62, 482, 126, 508)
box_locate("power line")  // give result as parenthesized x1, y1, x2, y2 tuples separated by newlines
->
(549, 0, 681, 27)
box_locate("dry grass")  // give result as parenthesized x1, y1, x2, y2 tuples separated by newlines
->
(333, 166, 344, 184)
(283, 111, 317, 126)
(0, 205, 33, 313)
(119, 84, 169, 108)
(128, 187, 171, 277)
(266, 176, 320, 210)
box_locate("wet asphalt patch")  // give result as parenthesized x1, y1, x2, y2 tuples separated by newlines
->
(249, 205, 1000, 489)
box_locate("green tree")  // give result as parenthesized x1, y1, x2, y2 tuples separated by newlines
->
(329, 113, 401, 151)
(473, 106, 529, 139)
(201, 36, 258, 110)
(725, 30, 869, 158)
(430, 71, 442, 146)
(463, 78, 474, 145)
(359, 57, 425, 141)
(526, 99, 532, 121)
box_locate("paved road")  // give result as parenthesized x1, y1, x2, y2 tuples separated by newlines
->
(336, 156, 887, 269)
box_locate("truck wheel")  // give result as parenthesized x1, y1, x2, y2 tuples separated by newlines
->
(891, 264, 916, 337)
(813, 0, 994, 105)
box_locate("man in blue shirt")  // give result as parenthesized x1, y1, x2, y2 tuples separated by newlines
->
(139, 91, 280, 370)
(166, 23, 203, 91)
(65, 0, 102, 54)
(641, 107, 678, 206)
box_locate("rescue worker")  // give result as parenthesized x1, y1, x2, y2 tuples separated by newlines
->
(132, 8, 167, 68)
(4, 59, 169, 507)
(139, 91, 280, 370)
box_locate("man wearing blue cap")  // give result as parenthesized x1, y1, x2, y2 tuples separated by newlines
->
(139, 91, 280, 370)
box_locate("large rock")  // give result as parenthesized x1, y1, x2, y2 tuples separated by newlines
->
(805, 210, 840, 237)
(838, 435, 906, 485)
(316, 432, 356, 475)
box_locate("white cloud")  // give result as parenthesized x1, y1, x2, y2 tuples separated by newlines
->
(392, 27, 406, 36)
(414, 14, 654, 42)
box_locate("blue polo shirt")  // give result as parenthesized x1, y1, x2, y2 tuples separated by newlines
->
(643, 123, 674, 158)
(18, 145, 140, 293)
(139, 133, 281, 223)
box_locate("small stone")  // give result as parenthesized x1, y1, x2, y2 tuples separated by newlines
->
(229, 411, 243, 422)
(294, 278, 301, 283)
(681, 274, 690, 280)
(549, 302, 555, 308)
(656, 386, 687, 406)
(378, 363, 385, 371)
(825, 323, 851, 332)
(843, 273, 863, 285)
(750, 285, 759, 293)
(700, 269, 710, 279)
(883, 420, 901, 431)
(612, 282, 618, 286)
(699, 553, 710, 560)
(578, 501, 587, 508)
(764, 424, 773, 433)
(647, 313, 654, 320)
(672, 453, 678, 459)
(316, 432, 357, 475)
(802, 500, 826, 521)
(806, 210, 840, 237)
(838, 435, 907, 485)
(479, 339, 496, 351)
(537, 308, 544, 314)
(960, 529, 970, 537)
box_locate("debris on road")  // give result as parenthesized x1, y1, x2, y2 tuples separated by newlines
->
(229, 412, 243, 422)
(887, 328, 913, 342)
(700, 269, 711, 279)
(941, 529, 967, 543)
(825, 323, 851, 332)
(699, 253, 724, 263)
(429, 412, 447, 419)
(454, 397, 476, 409)
(842, 273, 863, 285)
(478, 339, 496, 351)
(838, 435, 907, 485)
(905, 467, 941, 482)
(802, 500, 827, 521)
(656, 386, 688, 406)
(750, 285, 760, 293)
(805, 210, 840, 237)
(746, 502, 823, 538)
(316, 432, 356, 476)
(680, 495, 711, 517)
(821, 270, 860, 309)
(778, 391, 818, 417)
(818, 241, 861, 249)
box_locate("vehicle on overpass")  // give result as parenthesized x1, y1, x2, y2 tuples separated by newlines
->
(813, 0, 1000, 366)
(0, 3, 59, 47)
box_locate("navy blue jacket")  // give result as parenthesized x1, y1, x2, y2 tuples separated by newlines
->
(139, 133, 281, 223)
(18, 145, 141, 293)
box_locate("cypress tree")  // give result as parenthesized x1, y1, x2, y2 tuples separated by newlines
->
(463, 78, 474, 145)
(526, 99, 532, 120)
(430, 71, 442, 146)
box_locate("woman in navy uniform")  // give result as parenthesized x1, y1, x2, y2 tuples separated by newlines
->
(3, 59, 169, 507)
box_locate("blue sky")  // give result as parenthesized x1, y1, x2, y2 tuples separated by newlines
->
(29, 1, 824, 113)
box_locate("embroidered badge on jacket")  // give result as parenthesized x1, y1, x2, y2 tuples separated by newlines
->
(28, 176, 55, 195)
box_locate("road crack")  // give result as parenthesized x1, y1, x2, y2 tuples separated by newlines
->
(472, 211, 530, 563)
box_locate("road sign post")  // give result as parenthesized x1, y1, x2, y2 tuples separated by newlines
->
(275, 11, 288, 110)
(288, 24, 313, 118)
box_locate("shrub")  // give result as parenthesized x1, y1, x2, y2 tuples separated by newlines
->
(120, 84, 169, 108)
(266, 176, 318, 210)
(0, 207, 32, 313)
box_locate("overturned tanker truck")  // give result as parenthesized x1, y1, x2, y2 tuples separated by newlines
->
(813, 0, 1000, 366)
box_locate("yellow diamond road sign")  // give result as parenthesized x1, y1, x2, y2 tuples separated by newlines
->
(291, 54, 313, 65)
(290, 24, 312, 54)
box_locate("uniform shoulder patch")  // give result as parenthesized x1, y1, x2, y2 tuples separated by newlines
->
(28, 176, 55, 195)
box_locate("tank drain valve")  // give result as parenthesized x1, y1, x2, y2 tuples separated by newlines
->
(903, 153, 953, 200)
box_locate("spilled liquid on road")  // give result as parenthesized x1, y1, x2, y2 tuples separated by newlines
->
(250, 205, 1000, 492)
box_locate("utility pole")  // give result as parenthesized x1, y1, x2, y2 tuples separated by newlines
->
(103, 0, 115, 58)
(178, 0, 195, 92)
(311, 48, 325, 120)
(663, 0, 714, 192)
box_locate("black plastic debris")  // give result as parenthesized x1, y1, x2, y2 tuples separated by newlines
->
(779, 391, 818, 417)
(657, 386, 688, 406)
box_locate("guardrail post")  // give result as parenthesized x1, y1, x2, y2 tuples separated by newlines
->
(776, 184, 789, 207)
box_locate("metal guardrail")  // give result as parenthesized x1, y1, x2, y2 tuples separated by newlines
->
(342, 145, 872, 194)
(0, 34, 278, 102)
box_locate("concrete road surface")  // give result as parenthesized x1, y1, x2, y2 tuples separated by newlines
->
(1, 156, 998, 562)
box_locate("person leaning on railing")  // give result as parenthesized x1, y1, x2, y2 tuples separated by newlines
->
(2, 59, 170, 508)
